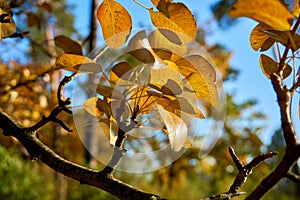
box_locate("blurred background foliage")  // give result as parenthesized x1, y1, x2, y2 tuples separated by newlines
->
(0, 0, 299, 199)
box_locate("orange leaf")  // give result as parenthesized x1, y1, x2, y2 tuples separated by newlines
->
(228, 0, 293, 30)
(96, 0, 132, 48)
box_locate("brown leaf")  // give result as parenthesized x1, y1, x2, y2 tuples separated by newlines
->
(127, 30, 155, 63)
(169, 97, 205, 119)
(250, 23, 275, 51)
(259, 54, 292, 79)
(228, 0, 293, 30)
(26, 12, 41, 29)
(54, 35, 82, 55)
(97, 0, 132, 49)
(96, 85, 124, 99)
(0, 1, 16, 40)
(110, 62, 133, 84)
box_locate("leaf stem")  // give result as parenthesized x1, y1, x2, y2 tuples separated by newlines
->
(133, 0, 152, 10)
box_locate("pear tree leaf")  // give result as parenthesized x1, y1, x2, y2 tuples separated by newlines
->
(157, 104, 187, 151)
(250, 23, 275, 51)
(96, 85, 124, 99)
(127, 30, 155, 63)
(149, 63, 183, 95)
(0, 0, 16, 41)
(259, 54, 292, 79)
(54, 35, 82, 55)
(228, 0, 293, 31)
(170, 97, 205, 119)
(83, 97, 104, 117)
(54, 54, 102, 73)
(96, 0, 132, 49)
(149, 2, 197, 44)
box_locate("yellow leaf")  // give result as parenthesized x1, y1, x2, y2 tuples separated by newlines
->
(228, 0, 293, 31)
(83, 97, 104, 116)
(55, 54, 102, 73)
(183, 137, 192, 148)
(170, 97, 205, 119)
(148, 29, 187, 59)
(149, 64, 183, 95)
(110, 62, 133, 84)
(292, 0, 300, 17)
(149, 2, 197, 44)
(54, 35, 82, 55)
(96, 0, 132, 49)
(259, 54, 292, 79)
(127, 30, 155, 63)
(0, 0, 16, 41)
(175, 55, 216, 84)
(250, 24, 275, 51)
(185, 72, 218, 107)
(157, 104, 187, 151)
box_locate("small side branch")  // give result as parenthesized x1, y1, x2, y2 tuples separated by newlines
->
(286, 171, 300, 183)
(200, 147, 277, 200)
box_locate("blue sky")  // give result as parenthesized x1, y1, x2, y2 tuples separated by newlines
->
(67, 0, 299, 145)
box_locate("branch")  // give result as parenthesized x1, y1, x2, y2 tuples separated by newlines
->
(245, 73, 300, 199)
(200, 147, 277, 200)
(0, 112, 166, 200)
(23, 74, 76, 132)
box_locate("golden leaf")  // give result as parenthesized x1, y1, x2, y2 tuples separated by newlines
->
(170, 97, 205, 119)
(185, 72, 218, 107)
(259, 54, 292, 79)
(96, 0, 132, 49)
(54, 54, 102, 73)
(0, 0, 16, 40)
(228, 0, 293, 30)
(83, 97, 104, 116)
(149, 2, 197, 44)
(96, 85, 124, 99)
(157, 104, 187, 151)
(250, 24, 275, 51)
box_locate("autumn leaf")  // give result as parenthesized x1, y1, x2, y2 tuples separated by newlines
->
(169, 97, 205, 119)
(127, 30, 155, 63)
(149, 2, 197, 44)
(97, 0, 132, 49)
(262, 30, 300, 51)
(54, 35, 82, 55)
(26, 12, 41, 29)
(54, 54, 102, 73)
(157, 105, 187, 151)
(148, 29, 187, 59)
(250, 24, 275, 51)
(96, 85, 124, 99)
(149, 63, 183, 95)
(259, 54, 292, 79)
(110, 62, 133, 84)
(228, 0, 293, 31)
(292, 0, 300, 17)
(0, 0, 16, 41)
(83, 97, 104, 116)
(184, 72, 218, 107)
